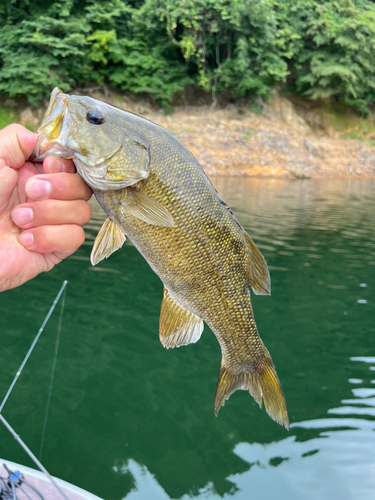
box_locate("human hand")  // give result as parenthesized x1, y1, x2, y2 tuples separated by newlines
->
(0, 124, 92, 292)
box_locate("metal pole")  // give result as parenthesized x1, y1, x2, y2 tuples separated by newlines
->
(0, 281, 68, 413)
(0, 414, 70, 500)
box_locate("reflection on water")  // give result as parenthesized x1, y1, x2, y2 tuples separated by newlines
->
(1, 179, 375, 500)
(111, 357, 375, 500)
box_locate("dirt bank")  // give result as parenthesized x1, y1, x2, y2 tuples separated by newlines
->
(19, 91, 375, 178)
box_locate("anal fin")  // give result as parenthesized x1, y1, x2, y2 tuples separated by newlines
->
(159, 289, 203, 348)
(214, 357, 289, 429)
(91, 217, 126, 266)
(244, 232, 271, 295)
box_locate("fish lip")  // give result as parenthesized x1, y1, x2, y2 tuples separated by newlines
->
(30, 88, 77, 163)
(30, 88, 150, 190)
(30, 135, 76, 163)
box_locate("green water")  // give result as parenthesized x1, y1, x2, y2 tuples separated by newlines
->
(1, 178, 375, 500)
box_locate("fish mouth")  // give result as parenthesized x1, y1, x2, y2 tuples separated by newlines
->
(31, 87, 150, 191)
(30, 88, 77, 162)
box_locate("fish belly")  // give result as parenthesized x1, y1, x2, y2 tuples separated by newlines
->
(94, 188, 289, 429)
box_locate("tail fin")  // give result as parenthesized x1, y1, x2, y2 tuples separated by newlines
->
(214, 358, 289, 429)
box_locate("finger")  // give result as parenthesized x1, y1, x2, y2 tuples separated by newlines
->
(25, 172, 92, 201)
(0, 124, 37, 169)
(16, 161, 40, 204)
(43, 156, 76, 174)
(35, 163, 44, 174)
(18, 224, 86, 255)
(12, 200, 91, 229)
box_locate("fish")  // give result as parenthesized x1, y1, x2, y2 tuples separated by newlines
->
(32, 87, 289, 428)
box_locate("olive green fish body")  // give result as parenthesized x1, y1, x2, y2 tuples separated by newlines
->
(33, 88, 289, 428)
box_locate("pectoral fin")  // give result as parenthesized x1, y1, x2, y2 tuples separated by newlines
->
(244, 232, 271, 295)
(159, 289, 203, 348)
(91, 217, 126, 266)
(122, 189, 174, 228)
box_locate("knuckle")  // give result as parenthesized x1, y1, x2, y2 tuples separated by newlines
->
(48, 172, 91, 201)
(69, 225, 85, 250)
(51, 174, 68, 197)
(34, 227, 54, 252)
(79, 201, 91, 224)
(76, 226, 86, 246)
(32, 200, 54, 226)
(2, 123, 22, 135)
(57, 173, 80, 196)
(36, 225, 85, 253)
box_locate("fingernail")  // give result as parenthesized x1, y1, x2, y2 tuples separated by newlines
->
(18, 232, 34, 247)
(12, 207, 33, 226)
(47, 158, 66, 173)
(26, 179, 51, 199)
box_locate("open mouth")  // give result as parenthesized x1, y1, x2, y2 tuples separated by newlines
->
(29, 87, 151, 191)
(30, 88, 76, 162)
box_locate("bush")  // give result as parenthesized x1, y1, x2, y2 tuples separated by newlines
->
(284, 0, 375, 115)
(1, 0, 375, 112)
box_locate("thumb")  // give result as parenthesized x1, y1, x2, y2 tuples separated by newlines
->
(0, 124, 37, 170)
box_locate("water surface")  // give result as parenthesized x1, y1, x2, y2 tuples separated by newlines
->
(1, 178, 374, 500)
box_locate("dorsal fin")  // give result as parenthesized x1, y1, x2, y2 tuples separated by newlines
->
(244, 232, 271, 295)
(159, 289, 203, 348)
(217, 195, 270, 295)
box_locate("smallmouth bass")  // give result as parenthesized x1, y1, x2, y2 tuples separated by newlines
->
(32, 88, 289, 428)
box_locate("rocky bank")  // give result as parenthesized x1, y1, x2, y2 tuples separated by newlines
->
(19, 91, 375, 178)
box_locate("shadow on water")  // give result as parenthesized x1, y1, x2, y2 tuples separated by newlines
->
(1, 178, 374, 500)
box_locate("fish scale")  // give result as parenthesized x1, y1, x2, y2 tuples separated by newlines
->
(32, 88, 289, 429)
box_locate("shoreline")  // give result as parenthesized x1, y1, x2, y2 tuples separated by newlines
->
(18, 91, 375, 179)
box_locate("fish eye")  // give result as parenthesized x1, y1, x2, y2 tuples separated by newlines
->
(86, 109, 105, 125)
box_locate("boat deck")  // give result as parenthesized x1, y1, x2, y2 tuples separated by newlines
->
(0, 460, 103, 500)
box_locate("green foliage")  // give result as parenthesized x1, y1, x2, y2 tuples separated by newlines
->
(282, 0, 375, 114)
(146, 0, 289, 99)
(0, 0, 191, 106)
(0, 1, 92, 104)
(1, 0, 375, 111)
(0, 106, 17, 129)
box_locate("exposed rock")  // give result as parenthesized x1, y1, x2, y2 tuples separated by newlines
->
(151, 105, 375, 178)
(19, 107, 42, 128)
(303, 139, 325, 158)
(263, 95, 310, 133)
